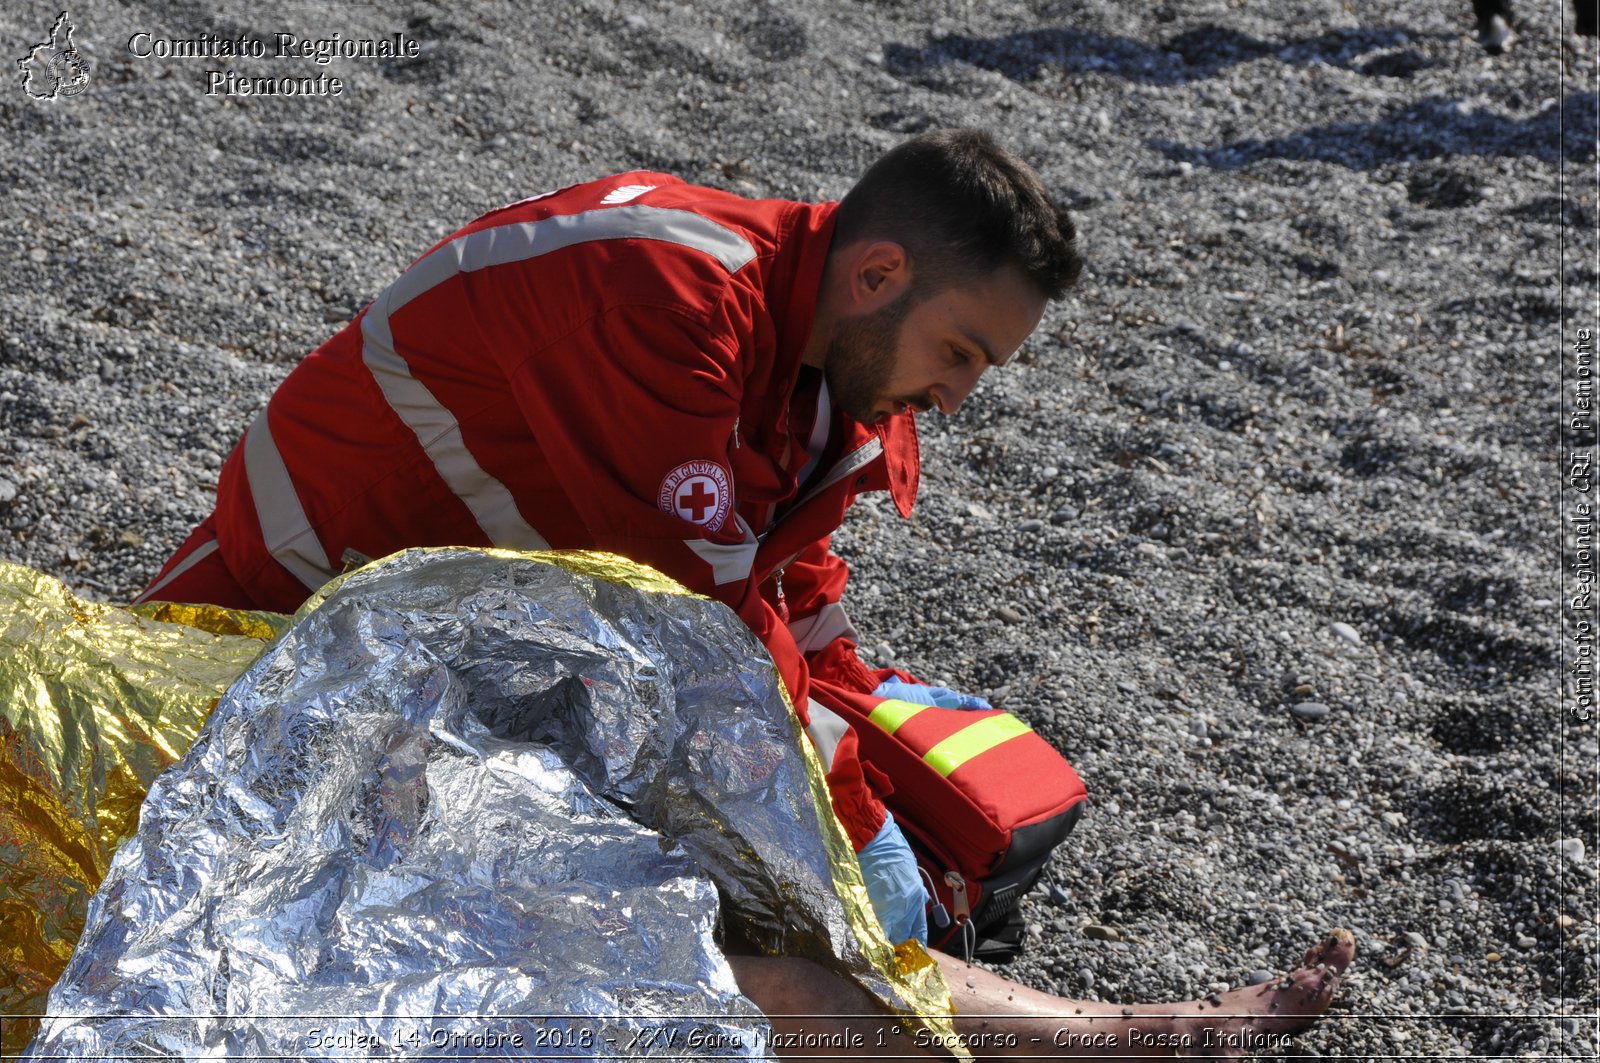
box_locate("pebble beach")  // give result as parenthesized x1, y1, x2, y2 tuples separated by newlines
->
(2, 1, 1596, 1056)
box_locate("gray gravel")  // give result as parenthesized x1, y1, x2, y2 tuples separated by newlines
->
(4, 0, 1597, 1057)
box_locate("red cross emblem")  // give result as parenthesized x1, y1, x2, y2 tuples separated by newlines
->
(677, 478, 718, 522)
(658, 460, 732, 528)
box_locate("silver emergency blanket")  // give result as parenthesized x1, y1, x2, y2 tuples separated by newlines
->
(28, 548, 951, 1060)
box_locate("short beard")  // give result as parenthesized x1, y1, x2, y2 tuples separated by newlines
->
(822, 291, 915, 425)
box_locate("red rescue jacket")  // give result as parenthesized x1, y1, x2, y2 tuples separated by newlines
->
(203, 174, 920, 848)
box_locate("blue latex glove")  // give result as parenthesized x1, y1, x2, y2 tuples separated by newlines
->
(856, 812, 929, 945)
(871, 679, 992, 710)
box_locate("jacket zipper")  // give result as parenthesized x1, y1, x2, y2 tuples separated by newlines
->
(757, 438, 881, 547)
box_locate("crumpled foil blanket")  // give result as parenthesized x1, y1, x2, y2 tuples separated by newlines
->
(21, 548, 954, 1059)
(0, 561, 289, 1057)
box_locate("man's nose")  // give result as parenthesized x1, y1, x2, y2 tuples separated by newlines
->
(931, 365, 984, 415)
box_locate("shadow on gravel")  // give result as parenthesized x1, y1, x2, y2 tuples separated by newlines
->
(1382, 608, 1550, 688)
(884, 24, 1432, 87)
(1153, 92, 1598, 167)
(1411, 776, 1558, 844)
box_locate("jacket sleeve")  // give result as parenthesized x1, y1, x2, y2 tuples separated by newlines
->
(780, 534, 934, 850)
(503, 304, 889, 848)
(779, 534, 884, 695)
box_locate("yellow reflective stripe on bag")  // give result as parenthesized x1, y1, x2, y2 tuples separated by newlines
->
(867, 698, 925, 734)
(923, 713, 1034, 777)
(863, 699, 1037, 777)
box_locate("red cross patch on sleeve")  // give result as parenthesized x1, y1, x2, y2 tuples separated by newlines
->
(658, 460, 733, 528)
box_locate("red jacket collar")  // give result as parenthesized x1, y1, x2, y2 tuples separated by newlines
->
(876, 412, 919, 518)
(766, 201, 838, 427)
(770, 199, 919, 518)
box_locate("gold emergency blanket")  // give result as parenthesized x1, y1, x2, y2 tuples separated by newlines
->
(10, 548, 955, 1058)
(0, 562, 289, 1057)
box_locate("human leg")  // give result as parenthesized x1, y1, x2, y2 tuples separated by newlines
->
(728, 929, 1354, 1061)
(931, 928, 1355, 1060)
(726, 955, 941, 1061)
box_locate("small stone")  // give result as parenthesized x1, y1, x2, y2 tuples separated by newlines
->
(873, 643, 893, 664)
(1048, 883, 1073, 906)
(1245, 969, 1275, 986)
(1082, 924, 1123, 942)
(1078, 967, 1095, 988)
(1402, 931, 1429, 949)
(1050, 505, 1080, 525)
(1558, 914, 1576, 929)
(1559, 838, 1586, 862)
(997, 605, 1024, 624)
(0, 478, 16, 503)
(28, 248, 47, 263)
(1188, 718, 1208, 738)
(1486, 952, 1501, 962)
(118, 529, 143, 547)
(965, 501, 994, 520)
(1018, 519, 1044, 533)
(1330, 621, 1363, 646)
(1516, 935, 1537, 949)
(1290, 701, 1331, 719)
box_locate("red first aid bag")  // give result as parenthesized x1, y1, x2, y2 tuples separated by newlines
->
(820, 682, 1088, 959)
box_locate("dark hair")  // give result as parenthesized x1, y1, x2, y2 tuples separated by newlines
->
(833, 129, 1083, 301)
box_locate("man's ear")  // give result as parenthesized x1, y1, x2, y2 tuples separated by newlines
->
(851, 240, 912, 310)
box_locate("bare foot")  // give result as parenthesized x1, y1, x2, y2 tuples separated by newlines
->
(1154, 927, 1357, 1058)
